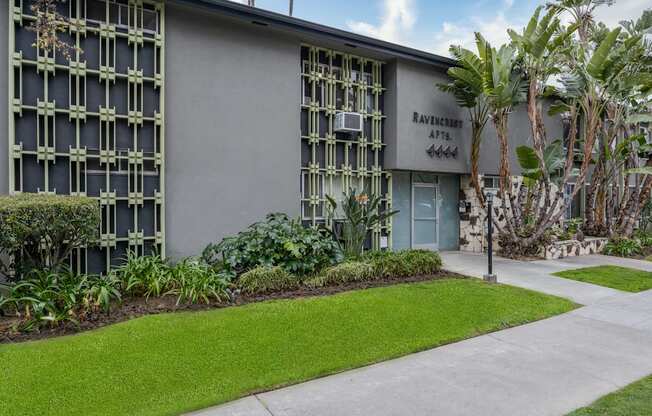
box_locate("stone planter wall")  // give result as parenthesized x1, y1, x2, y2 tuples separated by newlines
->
(541, 237, 608, 259)
(459, 174, 563, 254)
(459, 175, 520, 253)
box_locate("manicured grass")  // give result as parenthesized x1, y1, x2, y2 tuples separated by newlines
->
(553, 265, 652, 293)
(0, 279, 574, 416)
(567, 374, 652, 416)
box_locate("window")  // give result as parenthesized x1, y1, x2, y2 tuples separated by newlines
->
(365, 82, 374, 114)
(300, 172, 325, 220)
(483, 176, 500, 191)
(86, 0, 158, 34)
(301, 61, 327, 106)
(564, 183, 582, 220)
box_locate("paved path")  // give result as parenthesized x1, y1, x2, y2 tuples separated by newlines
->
(188, 254, 652, 416)
(441, 252, 652, 305)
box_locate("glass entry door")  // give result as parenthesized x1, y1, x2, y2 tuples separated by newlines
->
(412, 181, 439, 250)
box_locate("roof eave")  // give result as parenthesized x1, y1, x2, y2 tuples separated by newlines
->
(170, 0, 456, 69)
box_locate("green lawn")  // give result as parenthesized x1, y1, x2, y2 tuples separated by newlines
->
(567, 375, 652, 416)
(0, 279, 574, 416)
(553, 265, 652, 292)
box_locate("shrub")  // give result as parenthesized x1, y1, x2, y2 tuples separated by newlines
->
(201, 213, 341, 276)
(165, 258, 230, 305)
(0, 194, 101, 278)
(114, 252, 230, 305)
(116, 250, 170, 299)
(0, 268, 121, 331)
(83, 274, 122, 313)
(306, 261, 375, 287)
(604, 238, 643, 257)
(325, 188, 398, 258)
(634, 231, 652, 248)
(238, 266, 297, 294)
(363, 249, 442, 278)
(556, 218, 584, 241)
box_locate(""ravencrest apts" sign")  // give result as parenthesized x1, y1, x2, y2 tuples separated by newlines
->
(412, 112, 462, 159)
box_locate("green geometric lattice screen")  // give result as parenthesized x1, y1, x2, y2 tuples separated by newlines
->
(300, 45, 392, 250)
(8, 0, 165, 273)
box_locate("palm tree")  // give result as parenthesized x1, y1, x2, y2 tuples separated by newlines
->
(438, 45, 489, 206)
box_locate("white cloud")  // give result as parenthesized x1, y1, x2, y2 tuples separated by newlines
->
(428, 13, 524, 56)
(345, 0, 650, 59)
(346, 0, 416, 43)
(593, 0, 650, 28)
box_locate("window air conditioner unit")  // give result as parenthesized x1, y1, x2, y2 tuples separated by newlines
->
(335, 112, 363, 133)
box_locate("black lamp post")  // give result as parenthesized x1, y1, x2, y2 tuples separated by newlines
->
(484, 191, 497, 283)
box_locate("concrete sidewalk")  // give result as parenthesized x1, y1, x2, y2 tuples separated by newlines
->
(188, 254, 652, 416)
(441, 252, 652, 305)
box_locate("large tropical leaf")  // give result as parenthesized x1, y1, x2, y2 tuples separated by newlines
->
(587, 27, 622, 81)
(516, 146, 539, 171)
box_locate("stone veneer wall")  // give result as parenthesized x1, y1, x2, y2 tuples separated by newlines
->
(459, 175, 563, 254)
(459, 175, 489, 253)
(541, 237, 608, 259)
(459, 175, 517, 253)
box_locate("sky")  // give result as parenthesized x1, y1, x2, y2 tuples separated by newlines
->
(230, 0, 651, 57)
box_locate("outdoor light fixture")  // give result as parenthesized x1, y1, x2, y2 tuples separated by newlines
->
(484, 191, 497, 283)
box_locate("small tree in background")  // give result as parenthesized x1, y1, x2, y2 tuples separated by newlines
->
(29, 0, 81, 59)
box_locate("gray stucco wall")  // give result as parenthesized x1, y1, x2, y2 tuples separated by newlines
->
(385, 58, 564, 176)
(386, 60, 470, 174)
(165, 4, 301, 259)
(0, 3, 8, 195)
(477, 101, 564, 175)
(391, 171, 411, 250)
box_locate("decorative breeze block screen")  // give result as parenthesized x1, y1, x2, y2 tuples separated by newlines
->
(8, 0, 165, 273)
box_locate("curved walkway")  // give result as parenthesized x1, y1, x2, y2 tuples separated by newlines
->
(188, 254, 652, 416)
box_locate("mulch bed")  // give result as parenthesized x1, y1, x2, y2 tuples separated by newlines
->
(631, 246, 652, 261)
(0, 270, 467, 344)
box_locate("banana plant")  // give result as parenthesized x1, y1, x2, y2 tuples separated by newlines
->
(516, 140, 567, 187)
(438, 45, 489, 206)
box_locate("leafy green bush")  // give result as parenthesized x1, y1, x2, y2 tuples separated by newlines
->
(82, 274, 122, 313)
(0, 269, 121, 331)
(556, 218, 584, 241)
(363, 249, 442, 277)
(634, 231, 652, 248)
(202, 213, 341, 276)
(0, 194, 101, 278)
(238, 266, 297, 294)
(117, 250, 170, 299)
(325, 189, 398, 258)
(604, 238, 643, 257)
(306, 261, 375, 287)
(115, 252, 230, 304)
(165, 258, 230, 305)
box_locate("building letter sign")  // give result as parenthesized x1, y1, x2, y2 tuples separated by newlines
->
(412, 112, 461, 159)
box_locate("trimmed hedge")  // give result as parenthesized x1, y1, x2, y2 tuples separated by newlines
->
(363, 249, 442, 277)
(307, 250, 443, 287)
(306, 261, 375, 287)
(238, 266, 298, 294)
(0, 194, 100, 277)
